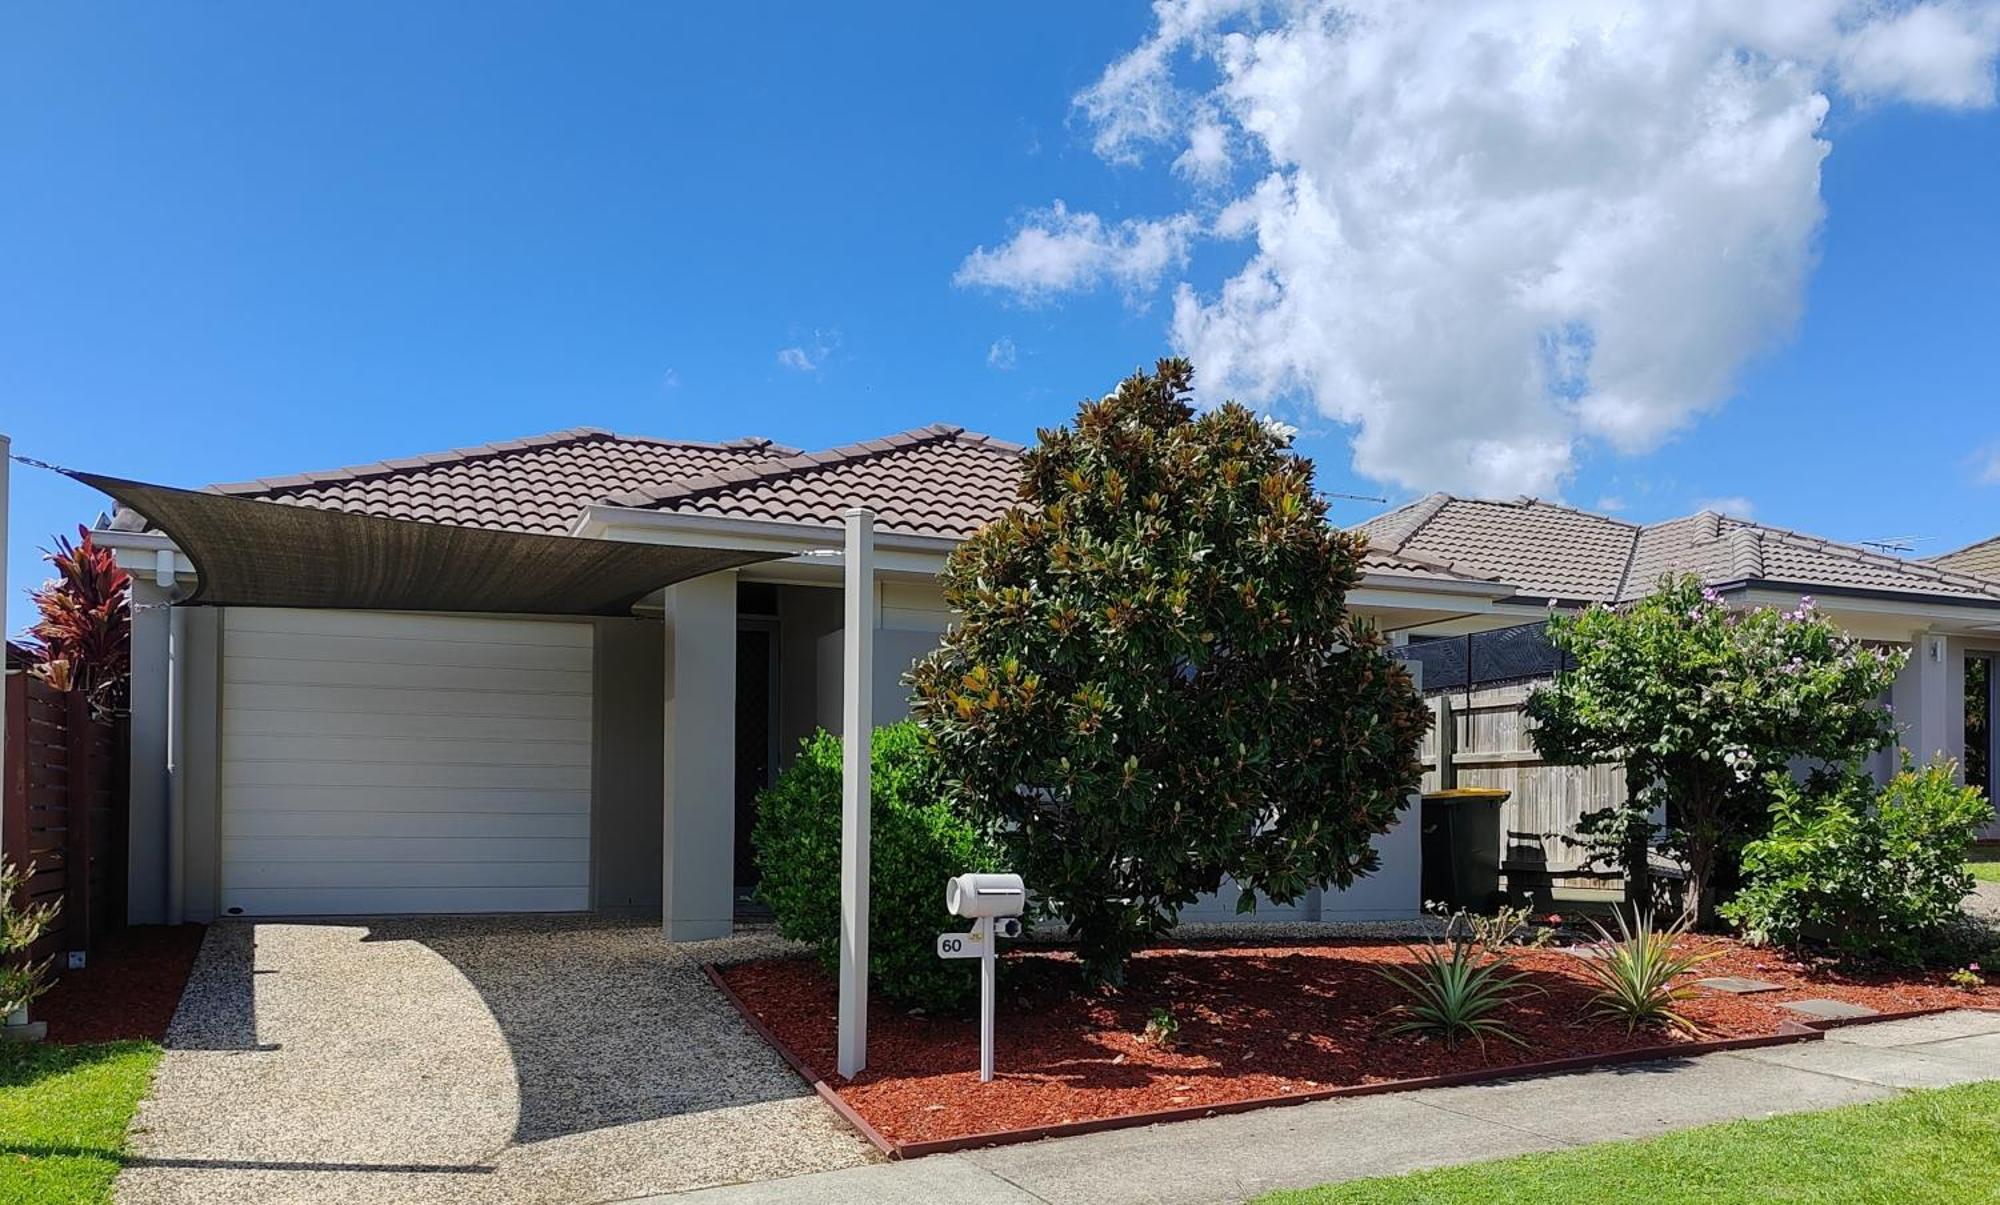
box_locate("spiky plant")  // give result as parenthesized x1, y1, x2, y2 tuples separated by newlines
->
(1377, 939, 1539, 1052)
(27, 526, 130, 714)
(1576, 908, 1721, 1035)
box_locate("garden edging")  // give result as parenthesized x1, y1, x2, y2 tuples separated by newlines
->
(705, 962, 1987, 1161)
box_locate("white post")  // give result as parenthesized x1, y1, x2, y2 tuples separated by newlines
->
(978, 915, 996, 1082)
(836, 508, 875, 1079)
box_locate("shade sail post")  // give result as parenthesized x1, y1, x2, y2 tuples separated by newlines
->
(836, 507, 874, 1080)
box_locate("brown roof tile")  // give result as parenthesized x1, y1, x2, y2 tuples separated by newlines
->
(607, 425, 1030, 539)
(210, 428, 798, 535)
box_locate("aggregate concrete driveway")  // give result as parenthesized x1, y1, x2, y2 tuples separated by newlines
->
(115, 917, 876, 1205)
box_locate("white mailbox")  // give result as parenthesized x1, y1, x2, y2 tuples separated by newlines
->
(938, 871, 1025, 1083)
(946, 872, 1025, 919)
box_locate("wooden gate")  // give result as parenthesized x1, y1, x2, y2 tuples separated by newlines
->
(1419, 682, 1628, 900)
(3, 673, 125, 964)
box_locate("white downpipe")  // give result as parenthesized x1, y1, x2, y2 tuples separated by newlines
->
(836, 508, 875, 1080)
(165, 601, 187, 926)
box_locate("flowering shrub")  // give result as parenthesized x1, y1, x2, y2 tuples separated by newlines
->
(1723, 761, 1991, 964)
(1529, 575, 1904, 925)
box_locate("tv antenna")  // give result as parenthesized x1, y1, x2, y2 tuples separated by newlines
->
(1857, 535, 1928, 555)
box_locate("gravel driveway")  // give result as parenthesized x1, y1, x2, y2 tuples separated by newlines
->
(116, 917, 876, 1205)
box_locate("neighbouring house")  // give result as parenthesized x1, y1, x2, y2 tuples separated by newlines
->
(84, 425, 1515, 934)
(1362, 495, 2000, 874)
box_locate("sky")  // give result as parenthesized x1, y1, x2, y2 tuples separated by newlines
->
(4, 2, 1999, 637)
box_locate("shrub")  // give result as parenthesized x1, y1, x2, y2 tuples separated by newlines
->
(1723, 762, 1992, 964)
(1529, 576, 1904, 925)
(910, 359, 1428, 984)
(752, 722, 998, 1012)
(1575, 908, 1720, 1035)
(0, 859, 59, 1018)
(1377, 936, 1537, 1051)
(27, 526, 131, 716)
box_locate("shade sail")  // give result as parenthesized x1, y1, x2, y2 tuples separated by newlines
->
(74, 471, 786, 615)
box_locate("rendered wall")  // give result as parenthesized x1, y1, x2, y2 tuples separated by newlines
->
(593, 616, 664, 911)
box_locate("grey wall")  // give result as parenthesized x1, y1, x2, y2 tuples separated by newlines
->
(775, 584, 841, 767)
(814, 626, 940, 733)
(592, 616, 665, 912)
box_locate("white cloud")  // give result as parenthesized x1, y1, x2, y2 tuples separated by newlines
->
(987, 337, 1019, 370)
(776, 329, 841, 374)
(1694, 495, 1757, 519)
(1974, 441, 2000, 484)
(964, 0, 2000, 496)
(1596, 495, 1627, 513)
(954, 201, 1198, 299)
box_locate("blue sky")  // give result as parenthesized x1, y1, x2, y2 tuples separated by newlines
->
(4, 3, 1998, 636)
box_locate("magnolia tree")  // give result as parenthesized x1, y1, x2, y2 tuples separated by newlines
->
(909, 359, 1429, 983)
(1527, 576, 1905, 927)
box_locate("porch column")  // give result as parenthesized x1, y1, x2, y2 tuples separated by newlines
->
(1892, 630, 1962, 774)
(661, 570, 738, 941)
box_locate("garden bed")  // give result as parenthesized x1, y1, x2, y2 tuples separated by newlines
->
(34, 924, 207, 1044)
(714, 936, 1988, 1152)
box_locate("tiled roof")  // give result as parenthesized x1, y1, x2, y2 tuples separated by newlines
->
(605, 424, 1029, 539)
(1930, 535, 2000, 581)
(1355, 547, 1507, 588)
(209, 427, 796, 535)
(1357, 494, 2000, 605)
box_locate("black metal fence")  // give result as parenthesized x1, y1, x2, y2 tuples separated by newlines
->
(1397, 621, 1573, 694)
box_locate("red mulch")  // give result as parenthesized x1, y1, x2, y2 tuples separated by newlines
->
(34, 925, 207, 1045)
(719, 937, 1991, 1146)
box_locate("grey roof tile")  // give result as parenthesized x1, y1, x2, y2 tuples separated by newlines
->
(1356, 495, 2000, 605)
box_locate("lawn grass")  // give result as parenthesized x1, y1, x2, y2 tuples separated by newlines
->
(1254, 1079, 2000, 1205)
(0, 1041, 160, 1205)
(1968, 846, 2000, 884)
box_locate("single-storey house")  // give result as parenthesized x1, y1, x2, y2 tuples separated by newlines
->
(86, 430, 2000, 937)
(1361, 495, 2000, 841)
(86, 425, 1515, 935)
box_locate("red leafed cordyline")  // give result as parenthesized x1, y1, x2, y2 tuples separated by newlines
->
(26, 525, 131, 715)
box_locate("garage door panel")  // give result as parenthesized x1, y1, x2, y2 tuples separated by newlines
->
(224, 836, 590, 865)
(227, 608, 592, 646)
(225, 809, 589, 841)
(224, 759, 590, 791)
(224, 709, 592, 744)
(220, 609, 595, 916)
(223, 860, 590, 890)
(225, 655, 590, 696)
(226, 628, 593, 673)
(226, 682, 589, 721)
(221, 785, 591, 814)
(224, 733, 591, 769)
(224, 886, 588, 916)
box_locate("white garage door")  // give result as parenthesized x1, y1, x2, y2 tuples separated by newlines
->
(220, 609, 594, 916)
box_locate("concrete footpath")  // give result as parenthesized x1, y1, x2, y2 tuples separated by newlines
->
(632, 1009, 2000, 1205)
